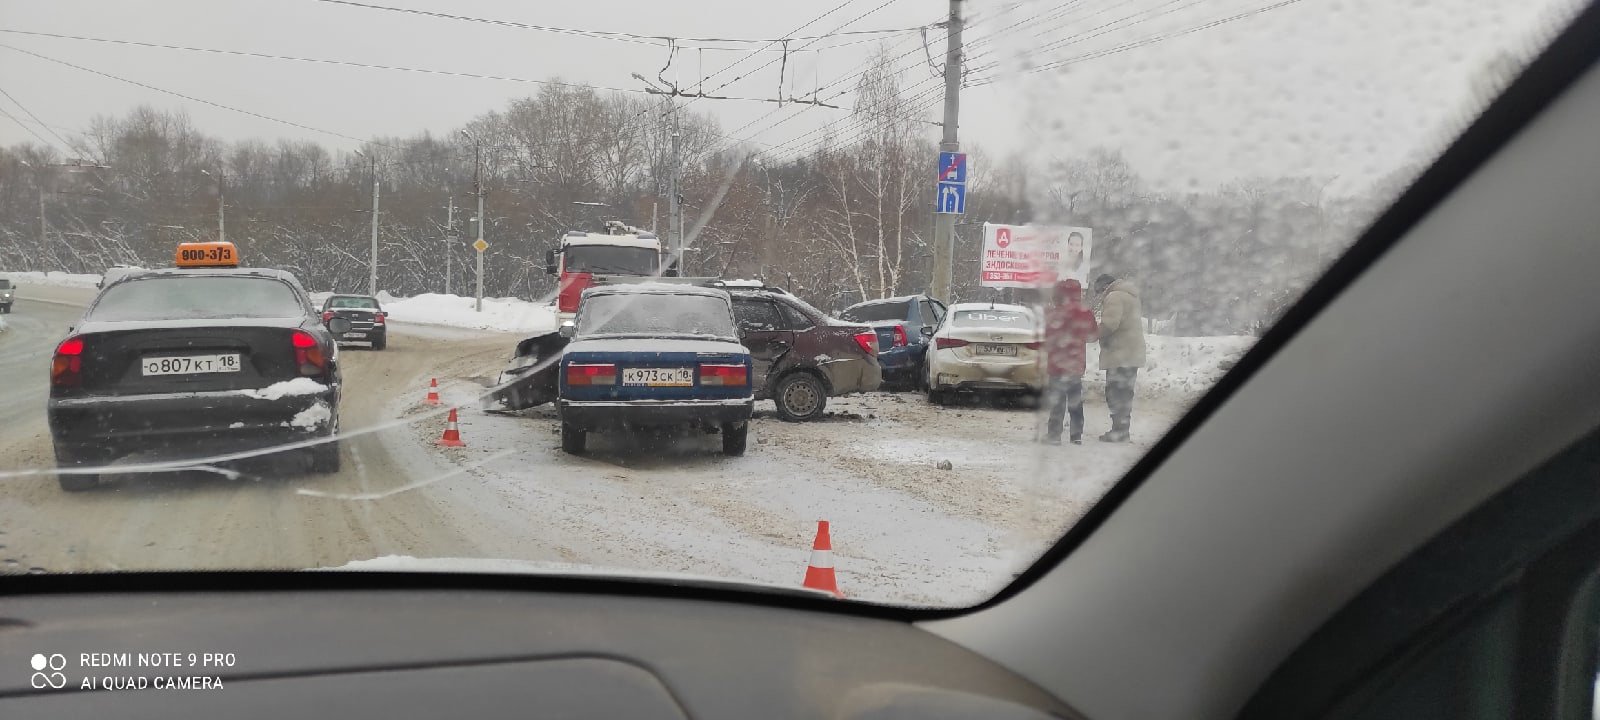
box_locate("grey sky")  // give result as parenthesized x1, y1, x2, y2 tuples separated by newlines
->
(0, 0, 1581, 195)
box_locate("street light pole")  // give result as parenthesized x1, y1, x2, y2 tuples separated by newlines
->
(445, 197, 455, 296)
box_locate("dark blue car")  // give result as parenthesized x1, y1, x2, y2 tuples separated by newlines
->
(557, 284, 754, 456)
(839, 294, 947, 389)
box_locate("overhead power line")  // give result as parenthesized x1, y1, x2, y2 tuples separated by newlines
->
(316, 0, 923, 47)
(0, 101, 56, 148)
(0, 43, 381, 146)
(0, 82, 73, 151)
(966, 0, 1203, 78)
(0, 28, 868, 110)
(708, 7, 962, 152)
(0, 28, 649, 95)
(967, 0, 1315, 86)
(681, 0, 913, 112)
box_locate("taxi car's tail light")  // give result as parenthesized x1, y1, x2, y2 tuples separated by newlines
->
(291, 330, 326, 376)
(852, 331, 877, 356)
(936, 337, 970, 350)
(51, 336, 85, 388)
(372, 313, 385, 325)
(566, 363, 616, 386)
(892, 324, 908, 347)
(698, 364, 748, 386)
(321, 311, 335, 324)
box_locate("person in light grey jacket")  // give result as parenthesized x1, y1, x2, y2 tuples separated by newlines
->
(1094, 274, 1146, 442)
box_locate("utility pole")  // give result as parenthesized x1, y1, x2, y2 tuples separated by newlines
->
(201, 169, 226, 242)
(668, 119, 683, 276)
(462, 130, 486, 312)
(445, 197, 455, 296)
(38, 187, 47, 250)
(355, 151, 380, 297)
(931, 0, 963, 303)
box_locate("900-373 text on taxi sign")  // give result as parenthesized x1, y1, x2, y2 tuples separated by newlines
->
(179, 246, 234, 263)
(142, 354, 242, 376)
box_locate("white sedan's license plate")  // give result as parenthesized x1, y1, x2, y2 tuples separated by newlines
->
(974, 343, 1018, 356)
(621, 367, 693, 387)
(142, 353, 242, 376)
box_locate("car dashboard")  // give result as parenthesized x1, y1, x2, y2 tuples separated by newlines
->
(0, 576, 1074, 720)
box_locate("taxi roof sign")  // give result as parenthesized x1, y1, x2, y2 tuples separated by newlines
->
(175, 241, 239, 268)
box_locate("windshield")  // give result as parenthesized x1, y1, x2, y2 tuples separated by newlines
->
(578, 293, 736, 338)
(564, 245, 660, 275)
(841, 301, 911, 322)
(0, 0, 1582, 610)
(88, 277, 304, 321)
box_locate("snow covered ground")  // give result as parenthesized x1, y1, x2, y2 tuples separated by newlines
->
(363, 370, 1191, 607)
(381, 293, 556, 334)
(308, 291, 556, 334)
(1087, 334, 1255, 401)
(0, 271, 105, 288)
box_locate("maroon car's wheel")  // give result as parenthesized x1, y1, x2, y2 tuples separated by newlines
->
(774, 373, 826, 422)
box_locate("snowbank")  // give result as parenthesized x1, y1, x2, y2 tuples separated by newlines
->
(382, 293, 557, 334)
(1087, 334, 1256, 401)
(309, 290, 554, 333)
(0, 271, 104, 288)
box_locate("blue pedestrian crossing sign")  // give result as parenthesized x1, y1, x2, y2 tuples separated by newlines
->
(936, 182, 966, 214)
(937, 152, 967, 184)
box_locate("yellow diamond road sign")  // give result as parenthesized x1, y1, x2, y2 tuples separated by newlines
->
(472, 239, 489, 252)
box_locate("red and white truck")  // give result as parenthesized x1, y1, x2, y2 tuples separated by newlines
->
(544, 223, 666, 320)
(489, 223, 675, 410)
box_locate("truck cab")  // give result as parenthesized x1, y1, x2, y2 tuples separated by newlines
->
(545, 227, 663, 318)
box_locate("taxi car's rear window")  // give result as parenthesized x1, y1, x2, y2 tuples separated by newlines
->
(328, 296, 379, 309)
(580, 293, 735, 338)
(951, 309, 1034, 328)
(89, 276, 305, 321)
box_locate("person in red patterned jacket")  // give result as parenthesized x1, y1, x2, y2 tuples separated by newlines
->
(1042, 278, 1099, 444)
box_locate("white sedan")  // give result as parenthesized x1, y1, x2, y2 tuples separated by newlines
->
(923, 302, 1043, 405)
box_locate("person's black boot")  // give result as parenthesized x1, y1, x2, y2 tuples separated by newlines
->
(1099, 417, 1131, 443)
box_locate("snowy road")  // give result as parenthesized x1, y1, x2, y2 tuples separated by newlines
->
(0, 284, 1189, 605)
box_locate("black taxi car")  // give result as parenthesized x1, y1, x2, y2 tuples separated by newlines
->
(47, 242, 347, 490)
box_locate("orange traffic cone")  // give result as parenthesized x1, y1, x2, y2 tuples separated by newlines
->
(424, 378, 441, 405)
(802, 520, 844, 598)
(437, 407, 466, 447)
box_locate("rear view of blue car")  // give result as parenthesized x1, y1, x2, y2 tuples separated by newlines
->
(839, 294, 947, 390)
(557, 284, 754, 456)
